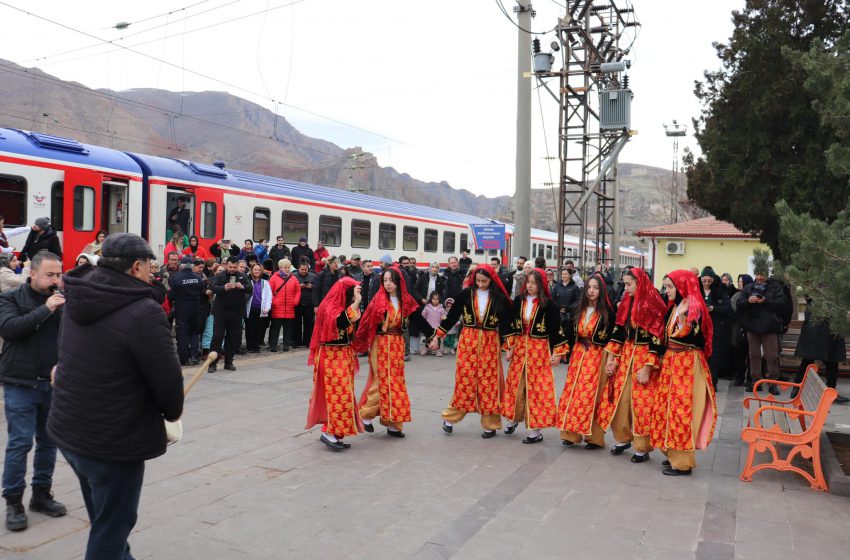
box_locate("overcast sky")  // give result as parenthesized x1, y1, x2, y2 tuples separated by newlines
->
(1, 0, 743, 197)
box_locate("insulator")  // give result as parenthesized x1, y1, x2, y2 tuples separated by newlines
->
(532, 38, 541, 54)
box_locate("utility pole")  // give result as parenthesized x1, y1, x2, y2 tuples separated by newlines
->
(345, 151, 369, 193)
(663, 119, 687, 224)
(513, 2, 534, 266)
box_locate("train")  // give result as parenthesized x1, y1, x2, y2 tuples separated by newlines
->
(0, 127, 646, 271)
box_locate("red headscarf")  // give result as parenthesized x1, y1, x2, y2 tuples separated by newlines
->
(531, 268, 551, 298)
(475, 264, 511, 300)
(309, 277, 361, 366)
(665, 269, 714, 357)
(615, 267, 666, 339)
(352, 266, 419, 353)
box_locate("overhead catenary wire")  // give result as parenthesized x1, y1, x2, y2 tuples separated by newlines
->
(0, 1, 407, 147)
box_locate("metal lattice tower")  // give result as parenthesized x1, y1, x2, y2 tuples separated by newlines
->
(535, 1, 638, 271)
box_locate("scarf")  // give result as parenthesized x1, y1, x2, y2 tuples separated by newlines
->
(308, 277, 361, 365)
(666, 269, 714, 357)
(614, 267, 666, 339)
(352, 265, 419, 353)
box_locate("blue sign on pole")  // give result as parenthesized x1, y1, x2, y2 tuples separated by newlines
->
(470, 224, 506, 251)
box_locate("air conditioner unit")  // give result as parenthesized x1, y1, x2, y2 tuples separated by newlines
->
(666, 241, 686, 255)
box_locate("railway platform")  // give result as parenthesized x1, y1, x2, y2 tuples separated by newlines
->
(2, 350, 850, 560)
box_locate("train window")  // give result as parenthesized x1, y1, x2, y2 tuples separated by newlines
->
(319, 215, 342, 247)
(253, 207, 270, 242)
(0, 175, 27, 227)
(424, 228, 438, 252)
(538, 244, 545, 258)
(532, 243, 537, 257)
(443, 231, 455, 253)
(73, 185, 95, 231)
(546, 245, 552, 259)
(403, 226, 418, 251)
(50, 182, 63, 231)
(379, 223, 396, 250)
(351, 219, 370, 248)
(282, 211, 308, 243)
(459, 233, 469, 253)
(200, 202, 217, 239)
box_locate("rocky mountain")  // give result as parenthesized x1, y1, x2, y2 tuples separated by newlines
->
(0, 58, 683, 244)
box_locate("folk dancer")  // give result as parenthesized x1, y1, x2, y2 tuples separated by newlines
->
(651, 270, 718, 476)
(557, 273, 616, 449)
(596, 267, 666, 463)
(502, 269, 569, 444)
(305, 277, 363, 451)
(431, 265, 513, 437)
(354, 267, 435, 438)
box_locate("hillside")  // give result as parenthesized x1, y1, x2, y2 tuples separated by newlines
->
(0, 58, 681, 242)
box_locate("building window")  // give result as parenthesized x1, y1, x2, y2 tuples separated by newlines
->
(319, 215, 342, 247)
(50, 182, 63, 231)
(379, 223, 396, 250)
(201, 202, 217, 238)
(443, 231, 455, 254)
(282, 211, 308, 243)
(403, 226, 418, 251)
(253, 207, 270, 242)
(424, 228, 438, 252)
(351, 219, 370, 248)
(73, 185, 95, 231)
(0, 175, 27, 227)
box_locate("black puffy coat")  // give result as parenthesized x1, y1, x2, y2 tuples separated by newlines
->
(704, 283, 734, 375)
(442, 268, 465, 302)
(0, 280, 61, 385)
(795, 306, 847, 363)
(47, 266, 184, 462)
(290, 243, 315, 270)
(415, 272, 447, 303)
(551, 280, 581, 320)
(737, 279, 788, 335)
(20, 226, 63, 261)
(312, 267, 340, 307)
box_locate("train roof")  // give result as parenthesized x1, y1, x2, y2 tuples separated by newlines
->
(127, 152, 497, 227)
(0, 128, 142, 174)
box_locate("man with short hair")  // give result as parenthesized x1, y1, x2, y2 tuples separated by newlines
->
(269, 236, 291, 270)
(209, 256, 250, 372)
(1, 252, 66, 531)
(564, 260, 584, 289)
(347, 254, 364, 282)
(443, 256, 465, 302)
(162, 251, 180, 287)
(737, 269, 790, 394)
(360, 259, 374, 310)
(313, 256, 341, 309)
(490, 257, 513, 294)
(20, 218, 62, 263)
(48, 233, 183, 559)
(459, 250, 473, 275)
(512, 256, 528, 299)
(314, 240, 330, 273)
(169, 256, 205, 366)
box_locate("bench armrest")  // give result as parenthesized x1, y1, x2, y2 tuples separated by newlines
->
(752, 405, 815, 430)
(753, 378, 801, 391)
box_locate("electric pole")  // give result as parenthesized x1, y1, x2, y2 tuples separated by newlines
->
(513, 2, 534, 265)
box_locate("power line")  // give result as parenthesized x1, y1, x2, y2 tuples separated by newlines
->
(115, 0, 216, 28)
(1, 1, 407, 146)
(494, 0, 558, 36)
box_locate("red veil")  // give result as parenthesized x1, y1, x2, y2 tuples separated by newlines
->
(666, 269, 714, 357)
(308, 276, 361, 365)
(352, 265, 419, 353)
(475, 264, 511, 300)
(534, 268, 551, 298)
(614, 267, 666, 339)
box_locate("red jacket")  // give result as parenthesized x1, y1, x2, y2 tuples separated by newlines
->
(314, 247, 330, 273)
(269, 271, 302, 319)
(183, 245, 212, 259)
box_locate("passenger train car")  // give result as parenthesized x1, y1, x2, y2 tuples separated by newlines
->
(0, 128, 646, 271)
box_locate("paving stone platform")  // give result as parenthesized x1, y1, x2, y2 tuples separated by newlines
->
(2, 350, 850, 560)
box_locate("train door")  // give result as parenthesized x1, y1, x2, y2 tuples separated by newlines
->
(165, 189, 195, 239)
(194, 188, 223, 249)
(62, 168, 103, 267)
(101, 179, 129, 236)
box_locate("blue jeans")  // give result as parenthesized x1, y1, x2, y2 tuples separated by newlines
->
(201, 314, 214, 350)
(60, 447, 144, 560)
(3, 381, 57, 496)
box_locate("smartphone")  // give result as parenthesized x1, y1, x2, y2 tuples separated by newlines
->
(229, 275, 236, 284)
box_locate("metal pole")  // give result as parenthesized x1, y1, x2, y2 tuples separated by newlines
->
(513, 3, 532, 267)
(611, 163, 621, 278)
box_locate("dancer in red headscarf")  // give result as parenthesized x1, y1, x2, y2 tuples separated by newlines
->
(501, 269, 569, 443)
(557, 273, 617, 449)
(596, 267, 666, 463)
(354, 266, 435, 438)
(305, 277, 363, 451)
(431, 264, 513, 437)
(650, 270, 718, 475)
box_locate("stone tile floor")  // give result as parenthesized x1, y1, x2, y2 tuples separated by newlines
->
(2, 350, 850, 560)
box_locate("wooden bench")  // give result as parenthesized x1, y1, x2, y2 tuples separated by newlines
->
(741, 364, 837, 491)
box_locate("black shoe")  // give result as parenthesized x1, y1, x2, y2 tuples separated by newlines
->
(561, 439, 575, 447)
(663, 466, 692, 476)
(5, 494, 27, 531)
(283, 346, 290, 352)
(836, 395, 850, 404)
(611, 443, 631, 455)
(248, 349, 260, 354)
(338, 441, 351, 449)
(28, 486, 66, 517)
(482, 430, 496, 439)
(522, 434, 543, 444)
(504, 423, 518, 435)
(442, 421, 453, 434)
(269, 346, 279, 353)
(387, 429, 406, 438)
(363, 422, 374, 433)
(224, 362, 236, 372)
(744, 383, 754, 393)
(662, 460, 671, 467)
(630, 453, 650, 464)
(180, 359, 190, 367)
(769, 385, 780, 396)
(585, 443, 603, 450)
(320, 434, 345, 451)
(208, 362, 217, 373)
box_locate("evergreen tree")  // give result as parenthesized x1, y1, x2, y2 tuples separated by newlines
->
(686, 0, 849, 257)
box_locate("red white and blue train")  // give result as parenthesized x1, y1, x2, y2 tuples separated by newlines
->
(0, 127, 646, 270)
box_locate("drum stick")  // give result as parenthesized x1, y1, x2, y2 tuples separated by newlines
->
(183, 351, 217, 396)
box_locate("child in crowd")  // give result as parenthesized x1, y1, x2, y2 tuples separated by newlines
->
(441, 298, 460, 355)
(420, 291, 446, 357)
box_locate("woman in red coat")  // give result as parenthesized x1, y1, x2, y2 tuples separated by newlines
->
(269, 258, 302, 352)
(183, 236, 212, 260)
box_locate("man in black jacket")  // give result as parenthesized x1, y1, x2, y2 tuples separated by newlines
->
(268, 235, 291, 271)
(293, 261, 316, 348)
(290, 237, 315, 270)
(209, 256, 250, 372)
(1, 251, 66, 532)
(312, 256, 341, 309)
(47, 234, 183, 558)
(169, 256, 205, 366)
(737, 271, 789, 394)
(19, 217, 62, 263)
(442, 256, 465, 302)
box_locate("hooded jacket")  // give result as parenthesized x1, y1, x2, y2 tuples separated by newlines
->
(47, 265, 184, 462)
(290, 241, 315, 270)
(20, 226, 63, 261)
